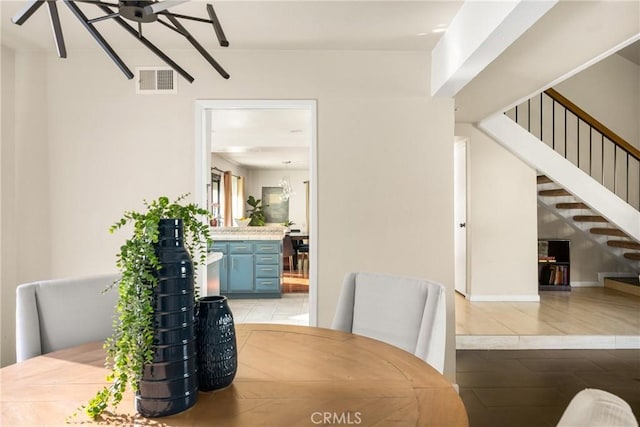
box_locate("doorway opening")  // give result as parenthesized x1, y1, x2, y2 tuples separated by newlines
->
(195, 100, 318, 326)
(454, 137, 468, 296)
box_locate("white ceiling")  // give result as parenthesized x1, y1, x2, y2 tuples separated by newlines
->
(618, 40, 640, 66)
(1, 0, 463, 170)
(211, 109, 312, 170)
(1, 1, 463, 51)
(3, 1, 637, 169)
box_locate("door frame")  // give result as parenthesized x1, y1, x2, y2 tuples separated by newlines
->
(454, 137, 469, 296)
(194, 99, 318, 325)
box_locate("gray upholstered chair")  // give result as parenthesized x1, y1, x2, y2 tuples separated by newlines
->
(331, 272, 446, 374)
(557, 388, 638, 427)
(16, 273, 120, 362)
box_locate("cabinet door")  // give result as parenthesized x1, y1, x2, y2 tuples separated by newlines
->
(228, 254, 254, 292)
(212, 243, 228, 292)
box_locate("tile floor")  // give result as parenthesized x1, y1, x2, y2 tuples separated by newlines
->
(227, 293, 309, 326)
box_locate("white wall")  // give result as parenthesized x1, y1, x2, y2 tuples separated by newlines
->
(0, 48, 52, 366)
(554, 52, 640, 149)
(456, 123, 539, 300)
(2, 48, 457, 379)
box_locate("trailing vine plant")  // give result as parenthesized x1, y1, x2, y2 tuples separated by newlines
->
(78, 194, 211, 420)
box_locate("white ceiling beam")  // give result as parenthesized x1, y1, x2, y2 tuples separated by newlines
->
(431, 0, 557, 97)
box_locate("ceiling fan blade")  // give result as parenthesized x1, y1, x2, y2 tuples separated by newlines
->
(98, 5, 195, 83)
(143, 0, 190, 16)
(165, 14, 230, 79)
(46, 1, 67, 58)
(206, 4, 228, 47)
(63, 0, 134, 79)
(11, 1, 45, 25)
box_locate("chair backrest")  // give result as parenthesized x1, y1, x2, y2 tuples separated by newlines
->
(557, 388, 638, 427)
(282, 235, 295, 258)
(331, 272, 446, 374)
(16, 273, 120, 362)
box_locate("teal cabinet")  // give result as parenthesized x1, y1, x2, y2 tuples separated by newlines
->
(211, 239, 282, 298)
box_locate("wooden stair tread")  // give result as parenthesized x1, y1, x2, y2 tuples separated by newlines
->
(539, 189, 571, 197)
(623, 253, 640, 261)
(573, 215, 607, 222)
(556, 202, 589, 209)
(590, 228, 627, 237)
(537, 175, 553, 184)
(608, 240, 640, 250)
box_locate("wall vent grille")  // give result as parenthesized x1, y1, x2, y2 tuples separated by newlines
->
(136, 67, 177, 94)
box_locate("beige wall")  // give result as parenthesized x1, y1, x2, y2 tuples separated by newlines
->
(554, 52, 640, 149)
(1, 48, 52, 366)
(456, 123, 539, 299)
(2, 48, 457, 379)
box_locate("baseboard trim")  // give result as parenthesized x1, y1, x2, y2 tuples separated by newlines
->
(570, 281, 601, 287)
(467, 294, 540, 302)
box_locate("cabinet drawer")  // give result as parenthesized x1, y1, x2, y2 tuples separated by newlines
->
(255, 278, 280, 291)
(255, 265, 279, 278)
(254, 242, 280, 254)
(255, 254, 279, 264)
(229, 243, 254, 254)
(211, 243, 228, 254)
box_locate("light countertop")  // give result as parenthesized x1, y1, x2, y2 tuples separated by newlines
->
(210, 226, 286, 241)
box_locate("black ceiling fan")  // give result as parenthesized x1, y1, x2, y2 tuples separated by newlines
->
(11, 0, 230, 82)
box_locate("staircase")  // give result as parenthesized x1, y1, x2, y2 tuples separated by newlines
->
(536, 174, 640, 268)
(477, 89, 640, 273)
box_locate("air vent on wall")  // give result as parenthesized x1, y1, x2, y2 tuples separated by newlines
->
(136, 67, 177, 94)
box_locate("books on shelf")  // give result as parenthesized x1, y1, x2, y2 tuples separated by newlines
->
(539, 264, 569, 286)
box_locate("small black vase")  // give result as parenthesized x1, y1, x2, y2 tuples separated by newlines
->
(136, 218, 198, 418)
(196, 296, 238, 391)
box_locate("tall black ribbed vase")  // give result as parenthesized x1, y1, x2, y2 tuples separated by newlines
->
(135, 219, 199, 417)
(196, 296, 238, 391)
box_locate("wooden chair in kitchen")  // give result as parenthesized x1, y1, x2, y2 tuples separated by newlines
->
(282, 235, 296, 271)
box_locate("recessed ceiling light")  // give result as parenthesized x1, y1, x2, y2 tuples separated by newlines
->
(432, 24, 447, 34)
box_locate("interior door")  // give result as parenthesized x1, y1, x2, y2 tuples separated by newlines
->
(454, 139, 468, 295)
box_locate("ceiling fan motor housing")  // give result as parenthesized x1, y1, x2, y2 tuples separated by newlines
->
(119, 1, 158, 23)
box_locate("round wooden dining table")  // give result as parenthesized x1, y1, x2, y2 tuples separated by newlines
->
(0, 323, 468, 426)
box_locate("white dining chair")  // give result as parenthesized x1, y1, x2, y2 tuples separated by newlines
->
(16, 273, 119, 362)
(557, 388, 638, 427)
(331, 271, 446, 374)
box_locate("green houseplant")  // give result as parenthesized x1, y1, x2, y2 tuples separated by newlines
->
(246, 195, 267, 226)
(80, 194, 211, 419)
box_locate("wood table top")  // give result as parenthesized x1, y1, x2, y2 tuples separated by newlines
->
(0, 323, 468, 426)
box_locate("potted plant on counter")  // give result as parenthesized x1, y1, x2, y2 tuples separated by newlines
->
(80, 194, 211, 420)
(246, 195, 267, 226)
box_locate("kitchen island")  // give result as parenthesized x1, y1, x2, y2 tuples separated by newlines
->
(210, 226, 286, 298)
